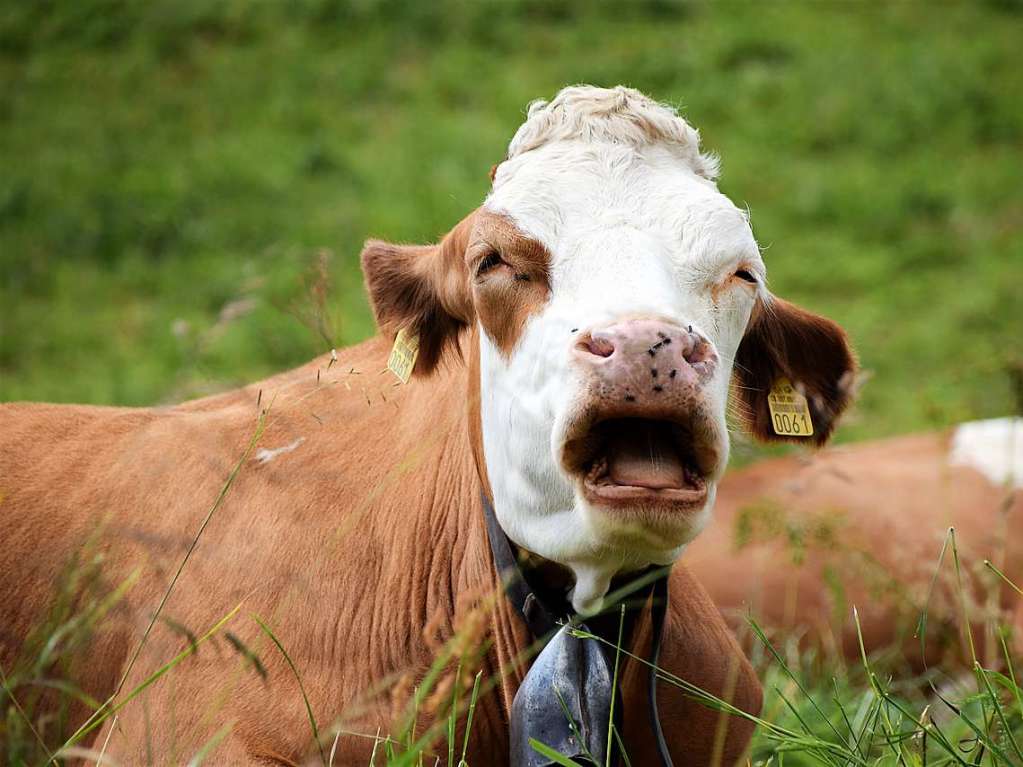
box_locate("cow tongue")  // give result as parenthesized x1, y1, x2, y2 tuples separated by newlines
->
(605, 421, 688, 490)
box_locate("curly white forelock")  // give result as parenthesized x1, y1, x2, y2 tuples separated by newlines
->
(506, 85, 720, 180)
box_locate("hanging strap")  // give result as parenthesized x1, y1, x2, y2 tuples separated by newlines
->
(648, 573, 673, 767)
(480, 491, 674, 767)
(481, 490, 559, 640)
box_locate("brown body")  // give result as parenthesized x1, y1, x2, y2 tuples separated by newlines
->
(688, 431, 1023, 669)
(0, 333, 760, 765)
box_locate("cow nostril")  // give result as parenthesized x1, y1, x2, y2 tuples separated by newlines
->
(681, 332, 715, 368)
(576, 335, 615, 359)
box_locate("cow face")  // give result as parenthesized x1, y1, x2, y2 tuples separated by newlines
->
(363, 86, 855, 612)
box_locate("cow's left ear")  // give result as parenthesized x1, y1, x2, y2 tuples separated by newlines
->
(732, 296, 857, 446)
(360, 213, 476, 376)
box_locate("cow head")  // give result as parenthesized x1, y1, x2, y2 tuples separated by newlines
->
(362, 86, 856, 612)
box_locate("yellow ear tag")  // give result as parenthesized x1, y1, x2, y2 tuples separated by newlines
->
(767, 378, 814, 437)
(387, 328, 420, 384)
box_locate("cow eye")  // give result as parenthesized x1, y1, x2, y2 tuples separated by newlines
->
(476, 250, 504, 277)
(734, 269, 758, 284)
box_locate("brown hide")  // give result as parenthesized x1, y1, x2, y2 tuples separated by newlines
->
(688, 431, 1023, 670)
(0, 331, 760, 765)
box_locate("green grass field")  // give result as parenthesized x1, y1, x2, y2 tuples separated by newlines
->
(2, 1, 1022, 764)
(2, 1, 1021, 437)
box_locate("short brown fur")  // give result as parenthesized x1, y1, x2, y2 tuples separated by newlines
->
(689, 429, 1023, 669)
(362, 210, 552, 364)
(360, 213, 477, 376)
(467, 210, 552, 356)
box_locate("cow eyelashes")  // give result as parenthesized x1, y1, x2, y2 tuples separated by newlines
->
(734, 269, 758, 284)
(475, 250, 504, 278)
(475, 249, 532, 282)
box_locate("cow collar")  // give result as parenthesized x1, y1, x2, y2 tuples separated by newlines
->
(480, 492, 673, 767)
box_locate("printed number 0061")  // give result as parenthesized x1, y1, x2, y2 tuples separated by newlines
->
(774, 413, 810, 434)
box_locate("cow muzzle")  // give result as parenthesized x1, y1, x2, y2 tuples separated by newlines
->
(561, 318, 723, 516)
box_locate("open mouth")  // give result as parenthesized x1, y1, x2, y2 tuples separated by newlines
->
(568, 417, 712, 508)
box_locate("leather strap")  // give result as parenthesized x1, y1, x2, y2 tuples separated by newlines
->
(648, 573, 672, 767)
(480, 491, 674, 767)
(481, 490, 559, 640)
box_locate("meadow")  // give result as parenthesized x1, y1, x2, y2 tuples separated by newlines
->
(1, 1, 1022, 764)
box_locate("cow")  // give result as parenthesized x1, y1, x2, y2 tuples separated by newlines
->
(0, 85, 856, 765)
(687, 418, 1023, 671)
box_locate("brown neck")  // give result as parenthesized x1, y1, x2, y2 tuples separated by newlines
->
(465, 326, 492, 501)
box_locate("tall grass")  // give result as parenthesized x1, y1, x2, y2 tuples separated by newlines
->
(4, 518, 1020, 765)
(1, 384, 1019, 765)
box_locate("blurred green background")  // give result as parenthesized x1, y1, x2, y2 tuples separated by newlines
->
(2, 0, 1021, 446)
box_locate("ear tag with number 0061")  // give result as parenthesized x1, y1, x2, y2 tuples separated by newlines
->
(767, 378, 814, 437)
(388, 328, 420, 384)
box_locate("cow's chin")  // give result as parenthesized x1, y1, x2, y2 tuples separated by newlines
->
(578, 482, 716, 554)
(555, 493, 715, 616)
(548, 408, 725, 613)
(496, 483, 716, 615)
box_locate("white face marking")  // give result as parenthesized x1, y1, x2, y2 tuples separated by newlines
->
(477, 90, 765, 613)
(949, 417, 1022, 489)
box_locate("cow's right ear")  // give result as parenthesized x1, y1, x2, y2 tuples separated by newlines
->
(360, 214, 476, 376)
(732, 296, 857, 446)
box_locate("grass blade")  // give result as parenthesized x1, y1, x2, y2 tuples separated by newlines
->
(459, 670, 483, 766)
(606, 605, 625, 767)
(186, 722, 233, 766)
(253, 614, 325, 766)
(57, 602, 242, 749)
(528, 738, 584, 767)
(60, 408, 270, 753)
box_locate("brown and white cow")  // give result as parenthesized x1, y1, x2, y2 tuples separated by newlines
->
(688, 418, 1023, 670)
(0, 86, 856, 765)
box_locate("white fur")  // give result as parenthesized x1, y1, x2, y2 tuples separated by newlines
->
(480, 86, 764, 612)
(949, 417, 1022, 488)
(507, 85, 720, 181)
(254, 437, 304, 465)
